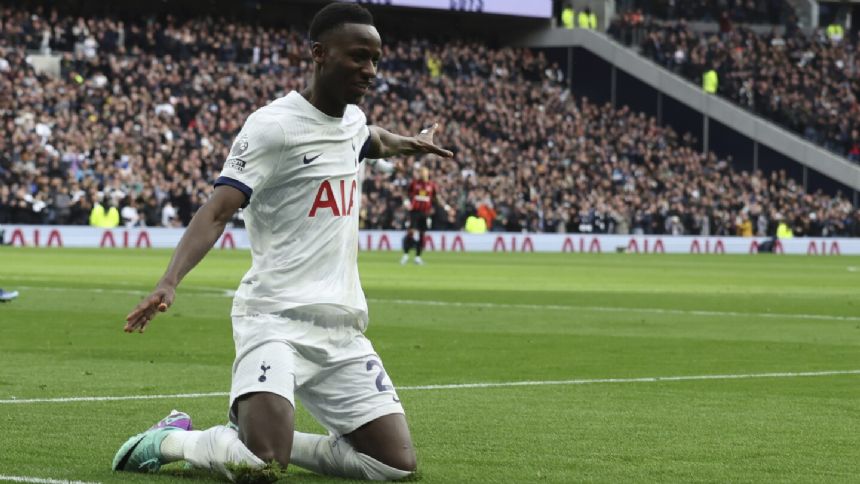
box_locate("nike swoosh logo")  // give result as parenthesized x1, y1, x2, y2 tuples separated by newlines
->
(303, 153, 322, 164)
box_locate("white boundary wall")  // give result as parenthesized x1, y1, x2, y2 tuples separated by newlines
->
(1, 225, 857, 255)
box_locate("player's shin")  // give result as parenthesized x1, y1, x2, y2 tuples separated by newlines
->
(290, 431, 412, 481)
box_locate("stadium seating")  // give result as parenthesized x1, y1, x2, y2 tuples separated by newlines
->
(610, 17, 860, 164)
(1, 6, 858, 236)
(619, 0, 795, 24)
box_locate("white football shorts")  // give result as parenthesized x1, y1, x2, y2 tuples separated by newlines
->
(228, 312, 404, 436)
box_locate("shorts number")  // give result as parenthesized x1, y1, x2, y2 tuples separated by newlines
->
(366, 359, 393, 392)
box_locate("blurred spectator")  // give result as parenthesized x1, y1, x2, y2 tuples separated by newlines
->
(120, 195, 141, 227)
(561, 3, 575, 29)
(826, 20, 844, 43)
(578, 8, 598, 30)
(476, 200, 496, 230)
(719, 11, 733, 36)
(89, 196, 119, 228)
(736, 214, 754, 236)
(776, 216, 794, 238)
(464, 209, 488, 234)
(702, 64, 718, 93)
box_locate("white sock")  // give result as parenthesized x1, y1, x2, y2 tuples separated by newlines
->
(161, 426, 264, 480)
(160, 429, 199, 462)
(290, 431, 412, 481)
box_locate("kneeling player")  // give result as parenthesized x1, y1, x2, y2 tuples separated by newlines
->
(112, 3, 452, 481)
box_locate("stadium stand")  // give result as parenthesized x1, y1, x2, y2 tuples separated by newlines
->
(610, 15, 860, 162)
(1, 5, 858, 237)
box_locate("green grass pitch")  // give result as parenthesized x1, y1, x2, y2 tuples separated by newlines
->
(1, 247, 859, 483)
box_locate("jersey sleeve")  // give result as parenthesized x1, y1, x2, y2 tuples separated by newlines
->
(358, 124, 372, 162)
(215, 113, 284, 207)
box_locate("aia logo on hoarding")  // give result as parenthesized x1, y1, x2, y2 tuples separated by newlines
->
(627, 238, 665, 253)
(561, 237, 602, 253)
(690, 239, 724, 254)
(493, 236, 534, 252)
(806, 240, 840, 255)
(6, 228, 63, 247)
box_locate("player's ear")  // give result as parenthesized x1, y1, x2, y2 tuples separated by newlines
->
(311, 41, 327, 65)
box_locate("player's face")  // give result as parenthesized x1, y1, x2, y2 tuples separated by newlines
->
(317, 23, 381, 105)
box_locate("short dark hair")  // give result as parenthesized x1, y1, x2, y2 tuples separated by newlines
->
(309, 2, 374, 42)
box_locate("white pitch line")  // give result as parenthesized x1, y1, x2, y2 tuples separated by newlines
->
(16, 285, 154, 297)
(367, 298, 860, 322)
(2, 370, 858, 404)
(15, 285, 224, 297)
(0, 475, 99, 484)
(12, 286, 857, 322)
(400, 369, 860, 390)
(0, 391, 228, 404)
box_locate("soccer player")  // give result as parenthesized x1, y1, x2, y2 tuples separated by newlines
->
(113, 3, 452, 481)
(400, 166, 451, 265)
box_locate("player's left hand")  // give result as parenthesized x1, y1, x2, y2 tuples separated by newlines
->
(407, 123, 453, 158)
(124, 282, 176, 333)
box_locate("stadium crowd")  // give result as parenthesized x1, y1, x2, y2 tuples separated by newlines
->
(610, 15, 860, 162)
(617, 0, 794, 24)
(1, 6, 859, 237)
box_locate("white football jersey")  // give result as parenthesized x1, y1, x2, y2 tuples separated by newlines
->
(216, 91, 371, 328)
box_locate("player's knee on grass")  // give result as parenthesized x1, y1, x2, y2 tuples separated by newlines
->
(236, 392, 295, 468)
(348, 414, 417, 475)
(356, 451, 415, 480)
(362, 437, 416, 474)
(381, 447, 417, 474)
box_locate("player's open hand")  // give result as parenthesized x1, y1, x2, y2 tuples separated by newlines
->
(409, 123, 453, 158)
(125, 283, 176, 333)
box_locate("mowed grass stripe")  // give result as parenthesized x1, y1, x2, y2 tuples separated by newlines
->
(8, 285, 860, 322)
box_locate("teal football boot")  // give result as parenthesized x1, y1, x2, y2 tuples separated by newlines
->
(112, 410, 193, 472)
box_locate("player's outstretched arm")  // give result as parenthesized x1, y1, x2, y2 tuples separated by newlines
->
(124, 185, 246, 333)
(366, 123, 454, 159)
